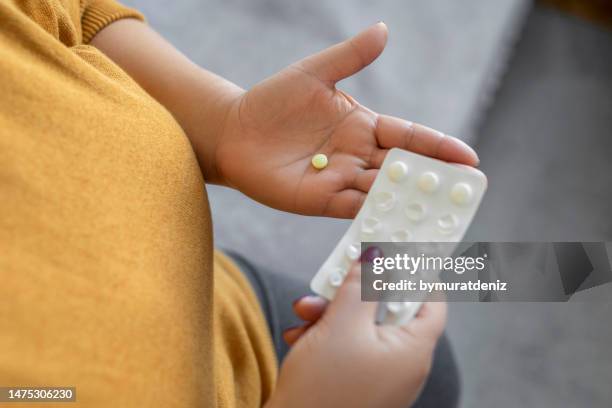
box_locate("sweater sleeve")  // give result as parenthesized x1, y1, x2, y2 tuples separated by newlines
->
(80, 0, 144, 44)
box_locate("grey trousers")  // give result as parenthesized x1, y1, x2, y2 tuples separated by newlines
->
(226, 251, 460, 408)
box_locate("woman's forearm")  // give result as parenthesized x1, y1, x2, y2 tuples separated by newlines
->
(90, 18, 243, 184)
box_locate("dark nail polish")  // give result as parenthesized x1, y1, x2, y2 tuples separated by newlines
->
(360, 246, 383, 263)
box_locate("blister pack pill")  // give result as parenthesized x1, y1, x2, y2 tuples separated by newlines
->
(310, 148, 487, 325)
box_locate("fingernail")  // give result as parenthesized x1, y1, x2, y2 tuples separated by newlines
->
(292, 295, 318, 307)
(360, 246, 383, 263)
(452, 137, 479, 165)
(292, 295, 308, 307)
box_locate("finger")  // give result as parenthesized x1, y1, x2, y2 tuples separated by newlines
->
(293, 295, 328, 322)
(325, 262, 379, 327)
(283, 325, 309, 346)
(375, 115, 479, 166)
(353, 168, 378, 193)
(322, 189, 365, 219)
(297, 22, 388, 85)
(403, 301, 447, 341)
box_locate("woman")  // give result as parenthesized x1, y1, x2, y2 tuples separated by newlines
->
(0, 1, 478, 406)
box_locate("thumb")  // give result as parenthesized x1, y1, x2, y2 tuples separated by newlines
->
(324, 261, 379, 328)
(298, 22, 388, 85)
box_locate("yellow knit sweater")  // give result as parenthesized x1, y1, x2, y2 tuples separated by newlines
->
(0, 1, 276, 406)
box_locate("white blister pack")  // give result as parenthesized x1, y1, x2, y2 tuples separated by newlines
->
(310, 148, 487, 325)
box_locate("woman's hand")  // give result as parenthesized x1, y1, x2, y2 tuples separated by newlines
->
(217, 23, 478, 218)
(267, 262, 447, 408)
(92, 21, 477, 218)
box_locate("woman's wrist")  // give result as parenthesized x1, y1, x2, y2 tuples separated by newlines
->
(182, 70, 245, 185)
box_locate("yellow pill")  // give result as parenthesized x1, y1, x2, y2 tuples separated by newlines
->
(311, 153, 328, 170)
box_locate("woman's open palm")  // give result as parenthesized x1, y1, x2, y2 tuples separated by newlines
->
(217, 23, 478, 218)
